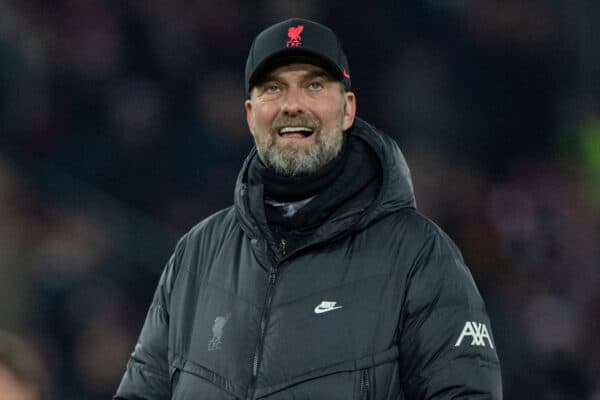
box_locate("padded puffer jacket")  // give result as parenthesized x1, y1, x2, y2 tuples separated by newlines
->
(115, 118, 502, 399)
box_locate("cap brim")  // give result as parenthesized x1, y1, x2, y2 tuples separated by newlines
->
(248, 49, 344, 92)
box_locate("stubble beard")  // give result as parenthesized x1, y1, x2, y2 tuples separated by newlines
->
(255, 114, 345, 177)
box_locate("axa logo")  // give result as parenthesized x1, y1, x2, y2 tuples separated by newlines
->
(208, 312, 231, 351)
(286, 25, 304, 47)
(454, 321, 494, 349)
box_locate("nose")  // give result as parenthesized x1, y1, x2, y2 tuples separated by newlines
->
(281, 86, 305, 116)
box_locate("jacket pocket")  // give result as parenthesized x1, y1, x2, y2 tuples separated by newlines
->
(170, 360, 245, 399)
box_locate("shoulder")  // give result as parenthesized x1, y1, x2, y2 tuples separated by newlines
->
(173, 206, 238, 264)
(185, 206, 237, 241)
(368, 208, 466, 273)
(377, 208, 456, 248)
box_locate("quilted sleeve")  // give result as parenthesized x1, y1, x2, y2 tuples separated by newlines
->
(398, 226, 503, 399)
(114, 239, 185, 399)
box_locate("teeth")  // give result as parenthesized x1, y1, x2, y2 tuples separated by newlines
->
(279, 126, 313, 134)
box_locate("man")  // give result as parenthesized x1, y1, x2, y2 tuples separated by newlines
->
(115, 18, 502, 399)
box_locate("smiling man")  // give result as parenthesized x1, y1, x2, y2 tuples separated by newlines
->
(246, 63, 355, 177)
(115, 18, 502, 399)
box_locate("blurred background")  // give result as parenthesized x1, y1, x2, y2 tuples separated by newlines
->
(1, 0, 599, 398)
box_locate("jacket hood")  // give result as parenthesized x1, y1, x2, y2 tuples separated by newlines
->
(234, 117, 416, 241)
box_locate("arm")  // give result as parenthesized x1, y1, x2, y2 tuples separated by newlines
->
(398, 227, 502, 399)
(114, 242, 184, 400)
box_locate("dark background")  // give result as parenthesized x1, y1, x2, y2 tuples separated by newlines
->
(1, 1, 599, 398)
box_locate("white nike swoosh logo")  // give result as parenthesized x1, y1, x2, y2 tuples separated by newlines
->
(314, 302, 343, 314)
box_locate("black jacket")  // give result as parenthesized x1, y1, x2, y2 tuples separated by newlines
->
(115, 118, 502, 399)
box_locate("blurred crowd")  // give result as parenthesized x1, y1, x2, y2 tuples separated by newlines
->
(1, 0, 599, 399)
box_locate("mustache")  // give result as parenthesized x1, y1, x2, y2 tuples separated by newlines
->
(271, 115, 321, 133)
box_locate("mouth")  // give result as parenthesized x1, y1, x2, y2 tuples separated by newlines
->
(278, 126, 314, 139)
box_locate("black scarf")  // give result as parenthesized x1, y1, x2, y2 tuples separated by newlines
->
(247, 134, 380, 248)
(248, 139, 349, 202)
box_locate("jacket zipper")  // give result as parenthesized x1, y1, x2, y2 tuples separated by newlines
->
(359, 369, 370, 400)
(248, 266, 278, 399)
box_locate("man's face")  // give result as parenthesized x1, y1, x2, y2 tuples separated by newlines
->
(245, 63, 356, 176)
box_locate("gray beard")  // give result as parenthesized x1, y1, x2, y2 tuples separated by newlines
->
(258, 130, 344, 176)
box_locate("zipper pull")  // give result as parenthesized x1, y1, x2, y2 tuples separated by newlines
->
(279, 238, 287, 256)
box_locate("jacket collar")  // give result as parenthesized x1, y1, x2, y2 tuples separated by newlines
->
(234, 117, 416, 243)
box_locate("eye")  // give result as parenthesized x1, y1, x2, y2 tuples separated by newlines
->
(264, 84, 280, 94)
(308, 81, 324, 91)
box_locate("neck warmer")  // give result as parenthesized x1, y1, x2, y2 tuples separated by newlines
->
(248, 138, 349, 202)
(247, 134, 380, 248)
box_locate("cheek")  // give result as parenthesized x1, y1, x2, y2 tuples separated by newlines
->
(319, 95, 346, 121)
(254, 104, 278, 127)
(321, 104, 346, 128)
(251, 107, 278, 144)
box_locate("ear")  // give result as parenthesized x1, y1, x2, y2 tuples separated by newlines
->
(245, 98, 255, 136)
(342, 91, 356, 131)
